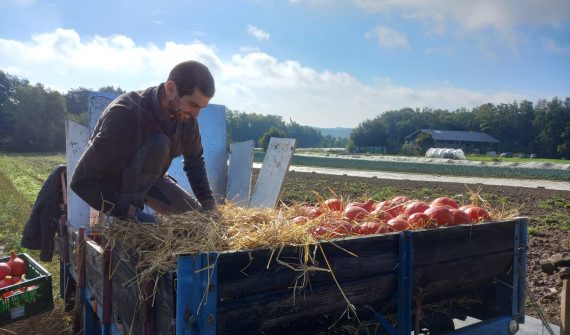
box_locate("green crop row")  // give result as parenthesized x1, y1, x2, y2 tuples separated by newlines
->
(254, 152, 570, 181)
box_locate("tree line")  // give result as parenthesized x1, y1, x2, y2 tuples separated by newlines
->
(350, 99, 570, 158)
(1, 70, 568, 158)
(0, 71, 346, 152)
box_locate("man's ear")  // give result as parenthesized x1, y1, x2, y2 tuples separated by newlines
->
(165, 81, 177, 98)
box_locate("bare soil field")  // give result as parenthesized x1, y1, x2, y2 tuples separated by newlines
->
(278, 170, 570, 326)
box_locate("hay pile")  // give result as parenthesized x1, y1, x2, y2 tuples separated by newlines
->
(101, 203, 328, 288)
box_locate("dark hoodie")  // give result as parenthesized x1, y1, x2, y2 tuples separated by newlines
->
(70, 84, 213, 218)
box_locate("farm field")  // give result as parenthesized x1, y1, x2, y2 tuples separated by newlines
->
(0, 152, 568, 333)
(255, 151, 570, 181)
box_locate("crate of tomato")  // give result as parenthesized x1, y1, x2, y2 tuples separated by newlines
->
(0, 252, 54, 326)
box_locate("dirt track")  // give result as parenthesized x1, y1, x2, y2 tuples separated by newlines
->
(278, 170, 570, 326)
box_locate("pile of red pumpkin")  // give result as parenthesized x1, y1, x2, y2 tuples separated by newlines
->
(295, 196, 491, 239)
(0, 251, 28, 297)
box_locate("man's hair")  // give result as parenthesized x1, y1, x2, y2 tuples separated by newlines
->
(168, 61, 215, 98)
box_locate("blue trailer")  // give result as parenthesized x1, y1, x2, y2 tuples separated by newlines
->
(57, 216, 527, 335)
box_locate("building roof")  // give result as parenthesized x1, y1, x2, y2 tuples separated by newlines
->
(407, 129, 500, 143)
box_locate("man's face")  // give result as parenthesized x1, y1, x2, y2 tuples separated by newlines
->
(167, 86, 211, 123)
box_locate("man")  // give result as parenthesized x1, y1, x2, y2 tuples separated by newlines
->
(70, 60, 216, 223)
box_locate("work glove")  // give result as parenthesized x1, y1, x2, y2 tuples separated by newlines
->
(200, 199, 217, 212)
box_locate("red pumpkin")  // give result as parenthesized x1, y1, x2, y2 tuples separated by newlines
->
(430, 197, 459, 209)
(347, 199, 375, 212)
(369, 207, 394, 222)
(403, 201, 430, 216)
(358, 221, 388, 235)
(344, 206, 369, 222)
(7, 251, 26, 277)
(306, 207, 323, 218)
(407, 212, 431, 229)
(464, 206, 491, 222)
(387, 217, 410, 231)
(323, 198, 344, 211)
(450, 209, 470, 225)
(292, 216, 309, 225)
(424, 206, 455, 226)
(0, 262, 10, 280)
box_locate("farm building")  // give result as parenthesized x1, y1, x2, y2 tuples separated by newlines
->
(405, 129, 500, 153)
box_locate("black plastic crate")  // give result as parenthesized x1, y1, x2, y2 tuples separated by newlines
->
(0, 253, 54, 326)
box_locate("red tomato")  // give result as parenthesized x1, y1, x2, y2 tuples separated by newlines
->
(292, 216, 309, 225)
(430, 197, 459, 209)
(407, 212, 431, 229)
(387, 217, 410, 231)
(463, 206, 491, 222)
(323, 198, 344, 211)
(403, 201, 430, 216)
(344, 206, 369, 222)
(424, 206, 455, 226)
(450, 209, 470, 225)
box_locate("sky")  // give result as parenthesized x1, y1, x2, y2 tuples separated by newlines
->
(0, 0, 569, 128)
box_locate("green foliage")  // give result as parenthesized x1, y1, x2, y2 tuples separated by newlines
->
(414, 132, 435, 154)
(259, 126, 287, 151)
(1, 83, 66, 152)
(399, 143, 419, 156)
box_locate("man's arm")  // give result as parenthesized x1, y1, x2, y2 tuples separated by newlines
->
(182, 123, 215, 210)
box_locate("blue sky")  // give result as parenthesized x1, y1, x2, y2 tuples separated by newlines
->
(1, 0, 569, 127)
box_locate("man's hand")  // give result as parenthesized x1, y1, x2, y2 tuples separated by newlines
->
(200, 199, 217, 212)
(126, 205, 159, 224)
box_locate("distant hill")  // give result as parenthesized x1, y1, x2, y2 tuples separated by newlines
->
(315, 127, 352, 139)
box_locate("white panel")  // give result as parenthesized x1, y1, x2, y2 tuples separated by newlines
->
(226, 140, 254, 206)
(65, 121, 90, 230)
(249, 138, 296, 209)
(167, 104, 228, 202)
(88, 92, 119, 132)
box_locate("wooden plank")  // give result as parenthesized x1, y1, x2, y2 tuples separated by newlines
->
(65, 121, 90, 230)
(167, 104, 228, 202)
(217, 273, 398, 333)
(249, 137, 296, 208)
(216, 233, 399, 299)
(84, 238, 104, 310)
(88, 92, 119, 132)
(226, 140, 254, 206)
(109, 246, 143, 334)
(412, 220, 514, 266)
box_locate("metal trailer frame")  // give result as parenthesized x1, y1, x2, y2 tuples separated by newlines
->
(62, 218, 527, 335)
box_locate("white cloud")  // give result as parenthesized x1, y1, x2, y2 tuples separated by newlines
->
(0, 29, 523, 127)
(366, 26, 410, 49)
(246, 25, 270, 41)
(352, 0, 570, 32)
(542, 37, 570, 55)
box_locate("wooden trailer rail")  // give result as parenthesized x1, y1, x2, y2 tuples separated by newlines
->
(56, 218, 527, 335)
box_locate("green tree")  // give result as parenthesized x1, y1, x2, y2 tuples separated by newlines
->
(259, 126, 287, 151)
(98, 86, 125, 95)
(415, 132, 435, 155)
(285, 119, 323, 147)
(2, 83, 66, 151)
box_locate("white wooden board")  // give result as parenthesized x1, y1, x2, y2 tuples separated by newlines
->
(65, 121, 90, 230)
(226, 140, 254, 206)
(249, 138, 296, 209)
(167, 104, 228, 202)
